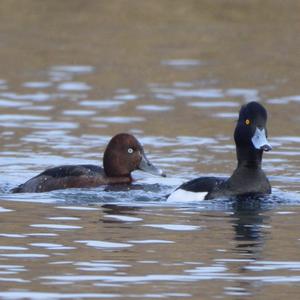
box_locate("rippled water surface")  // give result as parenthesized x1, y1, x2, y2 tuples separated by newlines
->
(0, 1, 300, 299)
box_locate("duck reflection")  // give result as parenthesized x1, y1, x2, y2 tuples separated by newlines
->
(101, 204, 143, 225)
(225, 198, 272, 297)
(231, 198, 271, 257)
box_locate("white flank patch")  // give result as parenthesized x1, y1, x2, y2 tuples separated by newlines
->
(167, 189, 207, 202)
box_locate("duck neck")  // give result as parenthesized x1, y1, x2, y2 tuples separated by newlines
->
(104, 173, 132, 184)
(104, 167, 132, 180)
(236, 146, 263, 169)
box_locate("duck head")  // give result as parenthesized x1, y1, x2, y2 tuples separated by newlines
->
(234, 102, 272, 166)
(103, 133, 166, 178)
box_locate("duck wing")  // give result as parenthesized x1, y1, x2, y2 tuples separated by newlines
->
(11, 165, 104, 193)
(178, 176, 226, 193)
(39, 164, 104, 178)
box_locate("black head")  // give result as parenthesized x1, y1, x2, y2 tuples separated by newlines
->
(103, 133, 165, 178)
(234, 102, 271, 165)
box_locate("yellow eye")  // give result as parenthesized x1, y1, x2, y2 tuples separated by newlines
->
(245, 119, 250, 125)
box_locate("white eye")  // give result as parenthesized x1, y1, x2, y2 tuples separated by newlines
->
(128, 148, 134, 154)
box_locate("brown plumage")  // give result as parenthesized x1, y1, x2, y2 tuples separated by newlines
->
(12, 133, 165, 193)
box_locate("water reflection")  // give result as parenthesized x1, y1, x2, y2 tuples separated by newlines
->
(231, 200, 270, 257)
(0, 199, 300, 298)
(0, 0, 300, 298)
(221, 200, 271, 297)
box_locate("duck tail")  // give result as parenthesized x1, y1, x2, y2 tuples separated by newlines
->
(10, 185, 23, 193)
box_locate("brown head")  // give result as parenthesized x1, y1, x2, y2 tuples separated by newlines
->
(103, 133, 166, 178)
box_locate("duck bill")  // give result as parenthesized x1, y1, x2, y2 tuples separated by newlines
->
(138, 152, 166, 177)
(251, 128, 272, 151)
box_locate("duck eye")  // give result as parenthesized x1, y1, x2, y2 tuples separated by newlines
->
(128, 148, 134, 154)
(245, 119, 251, 125)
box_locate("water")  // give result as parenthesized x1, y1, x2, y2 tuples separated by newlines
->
(0, 1, 300, 299)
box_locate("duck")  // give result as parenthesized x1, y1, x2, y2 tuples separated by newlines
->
(11, 133, 166, 193)
(167, 101, 272, 201)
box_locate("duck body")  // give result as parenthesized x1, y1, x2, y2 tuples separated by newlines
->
(12, 133, 165, 193)
(11, 165, 131, 193)
(168, 102, 272, 201)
